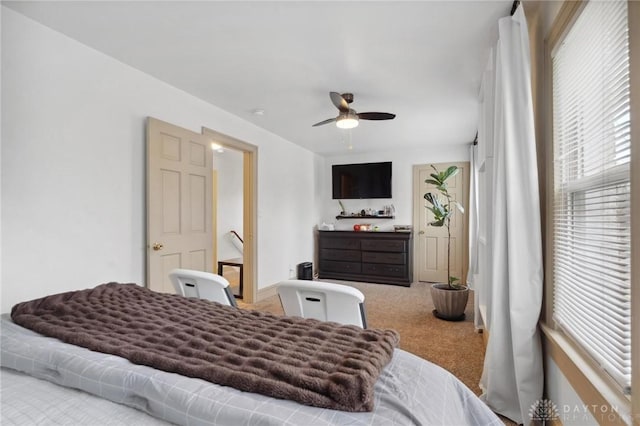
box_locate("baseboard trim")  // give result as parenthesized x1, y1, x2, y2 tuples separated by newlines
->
(256, 284, 278, 301)
(482, 328, 489, 349)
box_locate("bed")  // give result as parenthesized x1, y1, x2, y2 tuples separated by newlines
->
(1, 284, 502, 425)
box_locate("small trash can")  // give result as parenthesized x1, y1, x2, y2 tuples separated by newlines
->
(297, 262, 313, 280)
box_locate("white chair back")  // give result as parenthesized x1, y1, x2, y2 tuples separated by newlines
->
(276, 280, 367, 328)
(169, 268, 237, 307)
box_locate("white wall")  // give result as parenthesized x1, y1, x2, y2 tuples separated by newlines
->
(546, 356, 597, 425)
(1, 8, 319, 312)
(0, 0, 4, 309)
(319, 146, 470, 231)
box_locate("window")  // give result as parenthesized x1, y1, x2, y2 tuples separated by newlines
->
(552, 0, 631, 393)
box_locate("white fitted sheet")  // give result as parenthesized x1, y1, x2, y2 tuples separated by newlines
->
(1, 368, 171, 425)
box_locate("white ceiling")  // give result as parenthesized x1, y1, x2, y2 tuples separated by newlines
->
(4, 1, 511, 155)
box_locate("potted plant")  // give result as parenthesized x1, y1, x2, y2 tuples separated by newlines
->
(424, 165, 468, 321)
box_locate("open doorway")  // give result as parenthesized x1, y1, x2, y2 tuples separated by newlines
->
(213, 146, 244, 298)
(203, 127, 257, 304)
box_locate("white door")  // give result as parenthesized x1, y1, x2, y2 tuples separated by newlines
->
(147, 117, 213, 293)
(414, 162, 469, 283)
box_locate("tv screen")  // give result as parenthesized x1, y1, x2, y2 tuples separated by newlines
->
(332, 161, 392, 199)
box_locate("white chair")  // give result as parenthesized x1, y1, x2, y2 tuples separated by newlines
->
(276, 280, 367, 328)
(169, 268, 237, 307)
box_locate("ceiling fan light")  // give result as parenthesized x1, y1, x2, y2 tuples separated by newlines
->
(336, 113, 359, 129)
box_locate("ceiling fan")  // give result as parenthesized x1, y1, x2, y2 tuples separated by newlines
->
(312, 92, 396, 129)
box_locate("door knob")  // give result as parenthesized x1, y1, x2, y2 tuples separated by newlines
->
(152, 242, 164, 251)
(419, 231, 425, 235)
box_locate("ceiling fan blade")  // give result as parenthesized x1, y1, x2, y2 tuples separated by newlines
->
(312, 117, 337, 127)
(330, 92, 349, 111)
(357, 112, 396, 120)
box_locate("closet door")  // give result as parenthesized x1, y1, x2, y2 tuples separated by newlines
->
(413, 162, 469, 284)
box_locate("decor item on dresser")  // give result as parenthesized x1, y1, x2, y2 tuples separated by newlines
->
(423, 165, 468, 321)
(318, 230, 412, 286)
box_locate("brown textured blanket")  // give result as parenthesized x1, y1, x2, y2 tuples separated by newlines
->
(11, 283, 399, 412)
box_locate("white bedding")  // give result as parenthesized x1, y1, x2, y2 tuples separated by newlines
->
(1, 314, 502, 425)
(1, 368, 170, 425)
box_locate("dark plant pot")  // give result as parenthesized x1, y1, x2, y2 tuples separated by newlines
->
(430, 284, 469, 321)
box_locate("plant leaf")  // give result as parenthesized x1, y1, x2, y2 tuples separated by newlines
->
(424, 193, 436, 204)
(429, 173, 444, 185)
(443, 166, 459, 181)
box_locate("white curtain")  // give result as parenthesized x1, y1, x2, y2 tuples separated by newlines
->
(467, 142, 481, 328)
(479, 6, 543, 424)
(467, 142, 479, 287)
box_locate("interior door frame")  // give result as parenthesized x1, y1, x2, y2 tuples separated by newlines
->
(202, 127, 258, 304)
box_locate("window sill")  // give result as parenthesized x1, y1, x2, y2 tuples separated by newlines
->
(540, 322, 631, 425)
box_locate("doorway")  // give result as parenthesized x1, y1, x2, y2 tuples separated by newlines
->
(145, 118, 257, 303)
(213, 146, 244, 298)
(203, 127, 258, 304)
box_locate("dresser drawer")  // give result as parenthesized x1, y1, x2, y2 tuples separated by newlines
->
(317, 231, 412, 286)
(320, 248, 361, 262)
(361, 239, 406, 253)
(321, 260, 362, 274)
(321, 237, 360, 250)
(362, 263, 406, 278)
(361, 251, 406, 265)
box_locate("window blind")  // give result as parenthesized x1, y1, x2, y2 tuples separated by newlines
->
(552, 0, 631, 393)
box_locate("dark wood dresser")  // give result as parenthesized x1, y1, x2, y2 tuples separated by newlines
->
(318, 231, 413, 286)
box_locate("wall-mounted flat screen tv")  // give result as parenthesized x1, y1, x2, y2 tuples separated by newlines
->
(332, 161, 392, 199)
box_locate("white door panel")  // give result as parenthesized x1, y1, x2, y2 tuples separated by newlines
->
(147, 118, 213, 293)
(414, 162, 469, 283)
